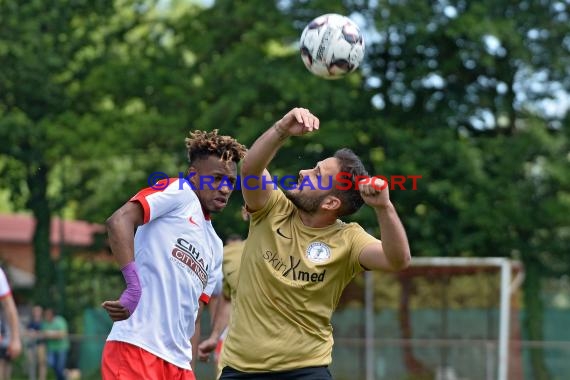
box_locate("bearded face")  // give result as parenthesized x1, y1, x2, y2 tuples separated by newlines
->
(284, 157, 342, 214)
(283, 188, 327, 213)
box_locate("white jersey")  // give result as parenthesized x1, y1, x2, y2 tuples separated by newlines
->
(212, 273, 223, 297)
(107, 178, 223, 370)
(0, 269, 12, 346)
(0, 269, 11, 298)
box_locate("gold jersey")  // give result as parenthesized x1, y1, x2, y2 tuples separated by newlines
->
(220, 189, 378, 372)
(222, 240, 246, 301)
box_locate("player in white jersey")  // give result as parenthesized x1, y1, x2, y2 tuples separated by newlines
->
(101, 130, 246, 380)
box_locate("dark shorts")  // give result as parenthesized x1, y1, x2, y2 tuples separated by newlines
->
(0, 347, 11, 361)
(220, 366, 332, 380)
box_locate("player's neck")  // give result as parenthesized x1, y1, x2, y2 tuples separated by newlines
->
(297, 210, 336, 228)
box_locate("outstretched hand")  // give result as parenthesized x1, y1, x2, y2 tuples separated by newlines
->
(274, 108, 320, 137)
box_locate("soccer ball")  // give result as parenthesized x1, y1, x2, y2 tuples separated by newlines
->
(299, 13, 365, 79)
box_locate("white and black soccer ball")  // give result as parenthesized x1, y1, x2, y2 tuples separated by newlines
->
(299, 13, 365, 80)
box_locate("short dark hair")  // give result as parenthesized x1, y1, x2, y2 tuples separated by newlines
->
(225, 233, 243, 244)
(331, 148, 368, 216)
(185, 130, 247, 164)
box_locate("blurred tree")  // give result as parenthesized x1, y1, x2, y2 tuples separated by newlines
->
(0, 0, 195, 308)
(0, 0, 568, 378)
(349, 1, 569, 378)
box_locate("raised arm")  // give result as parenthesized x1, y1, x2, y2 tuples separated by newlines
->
(358, 178, 411, 271)
(241, 108, 319, 211)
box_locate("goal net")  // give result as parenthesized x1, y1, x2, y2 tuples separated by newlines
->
(331, 257, 524, 380)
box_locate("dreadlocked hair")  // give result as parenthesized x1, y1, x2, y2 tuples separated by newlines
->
(331, 148, 368, 217)
(185, 130, 247, 164)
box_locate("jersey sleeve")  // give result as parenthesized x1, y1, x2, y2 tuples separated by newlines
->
(222, 276, 231, 300)
(129, 178, 190, 224)
(248, 189, 293, 225)
(349, 225, 381, 275)
(211, 275, 223, 297)
(200, 241, 223, 304)
(0, 269, 12, 299)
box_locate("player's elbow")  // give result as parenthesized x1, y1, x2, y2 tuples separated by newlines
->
(106, 203, 143, 233)
(240, 156, 256, 177)
(105, 209, 131, 238)
(389, 249, 411, 271)
(105, 215, 116, 233)
(105, 212, 121, 233)
(241, 154, 270, 176)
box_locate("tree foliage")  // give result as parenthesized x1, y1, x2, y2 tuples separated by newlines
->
(0, 0, 189, 304)
(0, 0, 568, 378)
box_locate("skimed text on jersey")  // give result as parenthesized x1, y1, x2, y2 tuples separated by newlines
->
(263, 250, 326, 282)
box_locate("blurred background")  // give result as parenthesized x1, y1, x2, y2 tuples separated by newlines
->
(0, 0, 568, 379)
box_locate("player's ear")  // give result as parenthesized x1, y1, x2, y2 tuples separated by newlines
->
(184, 165, 196, 176)
(185, 165, 200, 186)
(321, 195, 341, 211)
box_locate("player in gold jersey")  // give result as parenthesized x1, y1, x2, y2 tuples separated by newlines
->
(219, 108, 411, 379)
(198, 207, 249, 373)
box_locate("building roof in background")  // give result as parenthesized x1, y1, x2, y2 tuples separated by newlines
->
(0, 214, 105, 246)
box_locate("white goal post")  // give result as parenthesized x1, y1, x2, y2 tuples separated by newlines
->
(364, 257, 524, 380)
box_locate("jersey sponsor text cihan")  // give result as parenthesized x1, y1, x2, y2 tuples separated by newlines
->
(221, 189, 378, 372)
(106, 178, 223, 370)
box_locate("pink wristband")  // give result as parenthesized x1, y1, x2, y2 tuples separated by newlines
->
(119, 262, 142, 315)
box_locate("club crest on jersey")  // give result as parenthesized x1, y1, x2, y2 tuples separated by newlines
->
(306, 242, 331, 263)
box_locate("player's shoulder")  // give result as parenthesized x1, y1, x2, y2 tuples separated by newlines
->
(165, 178, 198, 198)
(223, 240, 246, 255)
(141, 178, 199, 206)
(250, 188, 294, 220)
(335, 220, 371, 236)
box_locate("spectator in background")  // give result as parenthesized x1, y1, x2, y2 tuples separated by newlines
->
(0, 267, 22, 380)
(42, 308, 69, 380)
(25, 305, 46, 380)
